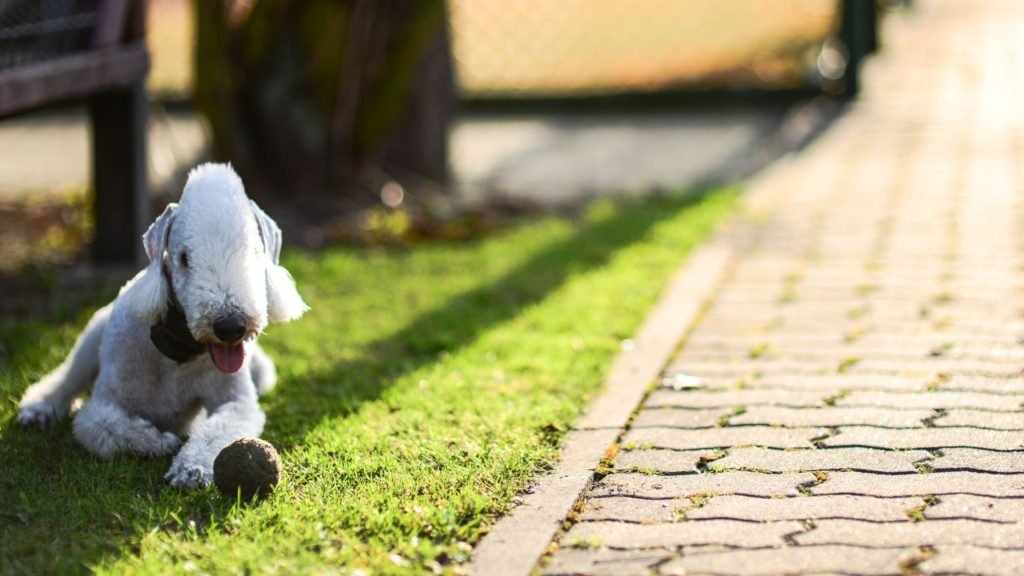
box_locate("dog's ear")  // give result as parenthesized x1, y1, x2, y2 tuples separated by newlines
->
(120, 203, 178, 325)
(251, 200, 309, 323)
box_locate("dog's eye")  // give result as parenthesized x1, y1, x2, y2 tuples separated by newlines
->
(179, 252, 189, 268)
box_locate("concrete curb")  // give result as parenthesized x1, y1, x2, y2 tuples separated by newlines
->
(469, 239, 735, 576)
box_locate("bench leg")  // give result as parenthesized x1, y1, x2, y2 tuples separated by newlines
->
(90, 83, 149, 266)
(839, 0, 879, 96)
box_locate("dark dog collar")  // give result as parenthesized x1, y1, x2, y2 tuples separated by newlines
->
(149, 267, 205, 363)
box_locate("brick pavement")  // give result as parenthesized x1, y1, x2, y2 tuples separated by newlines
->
(539, 1, 1024, 574)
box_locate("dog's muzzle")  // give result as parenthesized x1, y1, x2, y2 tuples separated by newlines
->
(151, 266, 249, 374)
(213, 315, 247, 343)
(209, 314, 249, 373)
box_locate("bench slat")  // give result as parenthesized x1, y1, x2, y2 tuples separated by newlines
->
(0, 44, 149, 118)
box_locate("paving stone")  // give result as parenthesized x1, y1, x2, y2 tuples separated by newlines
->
(811, 471, 1024, 497)
(710, 447, 930, 473)
(920, 546, 1024, 575)
(624, 427, 827, 450)
(896, 352, 1024, 367)
(562, 520, 804, 549)
(630, 408, 733, 428)
(669, 363, 854, 379)
(684, 335, 845, 351)
(678, 348, 1024, 366)
(935, 323, 1024, 339)
(939, 409, 1024, 429)
(930, 448, 1024, 473)
(775, 306, 867, 321)
(614, 449, 720, 474)
(729, 406, 932, 428)
(683, 319, 771, 335)
(672, 359, 840, 377)
(852, 358, 1024, 377)
(838, 390, 1021, 411)
(646, 389, 827, 409)
(592, 472, 815, 499)
(942, 349, 1024, 363)
(541, 548, 673, 576)
(753, 374, 931, 392)
(940, 376, 1024, 394)
(821, 427, 1024, 450)
(926, 495, 1024, 523)
(910, 348, 1024, 364)
(659, 545, 919, 576)
(685, 494, 923, 522)
(680, 341, 763, 356)
(866, 335, 998, 349)
(794, 519, 1024, 548)
(578, 496, 684, 523)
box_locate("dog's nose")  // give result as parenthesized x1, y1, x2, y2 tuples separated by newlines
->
(213, 315, 247, 343)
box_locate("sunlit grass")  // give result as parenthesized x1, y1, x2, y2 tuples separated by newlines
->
(0, 188, 736, 574)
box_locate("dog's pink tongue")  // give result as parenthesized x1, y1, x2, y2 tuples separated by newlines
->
(210, 344, 245, 373)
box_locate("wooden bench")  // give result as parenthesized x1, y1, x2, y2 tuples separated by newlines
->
(0, 0, 150, 265)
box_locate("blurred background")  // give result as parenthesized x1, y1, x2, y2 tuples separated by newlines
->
(0, 0, 893, 282)
(152, 0, 837, 98)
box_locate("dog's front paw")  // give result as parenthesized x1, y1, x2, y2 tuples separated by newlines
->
(164, 459, 212, 490)
(17, 402, 59, 430)
(151, 431, 183, 456)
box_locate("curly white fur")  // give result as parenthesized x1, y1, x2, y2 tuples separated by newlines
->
(17, 163, 307, 489)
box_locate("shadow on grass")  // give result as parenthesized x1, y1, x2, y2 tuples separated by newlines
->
(0, 189, 713, 573)
(262, 189, 713, 446)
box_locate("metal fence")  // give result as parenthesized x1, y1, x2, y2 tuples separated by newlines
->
(448, 0, 839, 97)
(139, 0, 852, 99)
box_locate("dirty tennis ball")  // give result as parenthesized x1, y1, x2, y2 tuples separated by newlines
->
(213, 437, 281, 500)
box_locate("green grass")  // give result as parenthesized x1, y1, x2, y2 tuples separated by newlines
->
(0, 189, 736, 574)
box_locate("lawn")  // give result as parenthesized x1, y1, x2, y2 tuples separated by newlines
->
(0, 189, 736, 574)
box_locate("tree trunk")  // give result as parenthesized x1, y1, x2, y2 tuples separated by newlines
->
(193, 0, 455, 216)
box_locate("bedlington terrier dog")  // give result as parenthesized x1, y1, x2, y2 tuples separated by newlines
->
(17, 163, 308, 489)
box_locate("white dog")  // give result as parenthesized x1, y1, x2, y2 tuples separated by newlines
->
(17, 163, 308, 489)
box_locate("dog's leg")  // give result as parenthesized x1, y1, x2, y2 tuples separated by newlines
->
(248, 342, 277, 397)
(18, 304, 113, 429)
(72, 399, 182, 458)
(165, 389, 266, 489)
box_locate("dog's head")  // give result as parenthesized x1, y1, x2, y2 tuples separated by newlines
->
(120, 163, 308, 372)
